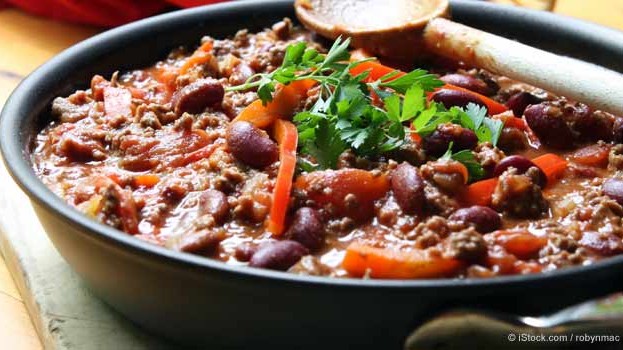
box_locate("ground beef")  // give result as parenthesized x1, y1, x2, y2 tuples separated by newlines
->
(609, 144, 623, 170)
(420, 161, 466, 194)
(497, 126, 528, 152)
(492, 168, 548, 218)
(539, 249, 588, 269)
(474, 142, 505, 174)
(271, 18, 293, 40)
(400, 216, 467, 249)
(135, 103, 179, 126)
(337, 149, 373, 170)
(423, 183, 461, 217)
(585, 196, 623, 235)
(386, 139, 426, 166)
(51, 91, 100, 123)
(445, 227, 487, 261)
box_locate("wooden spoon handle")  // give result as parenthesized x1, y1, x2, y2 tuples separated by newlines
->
(424, 18, 623, 116)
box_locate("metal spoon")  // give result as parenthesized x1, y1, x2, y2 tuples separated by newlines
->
(404, 293, 623, 350)
(295, 0, 623, 116)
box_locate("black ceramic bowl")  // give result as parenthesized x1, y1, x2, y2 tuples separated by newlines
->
(2, 1, 623, 348)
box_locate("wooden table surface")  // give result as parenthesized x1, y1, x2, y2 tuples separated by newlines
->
(0, 1, 622, 349)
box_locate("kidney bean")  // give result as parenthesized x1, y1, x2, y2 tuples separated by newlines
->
(391, 162, 425, 214)
(172, 78, 224, 115)
(234, 243, 258, 262)
(493, 155, 547, 187)
(286, 208, 325, 251)
(199, 189, 229, 224)
(440, 74, 491, 96)
(249, 240, 309, 271)
(229, 63, 255, 86)
(574, 110, 614, 142)
(524, 103, 575, 149)
(431, 89, 486, 110)
(227, 121, 278, 168)
(423, 123, 478, 157)
(505, 92, 542, 117)
(613, 118, 623, 143)
(579, 231, 623, 256)
(603, 178, 623, 205)
(450, 206, 501, 233)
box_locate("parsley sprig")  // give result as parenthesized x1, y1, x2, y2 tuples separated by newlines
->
(226, 38, 353, 104)
(414, 103, 503, 146)
(227, 38, 504, 180)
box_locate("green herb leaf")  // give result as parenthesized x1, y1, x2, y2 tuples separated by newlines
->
(402, 85, 425, 121)
(483, 117, 504, 146)
(256, 76, 276, 105)
(464, 103, 487, 130)
(384, 94, 401, 123)
(451, 149, 485, 181)
(295, 111, 346, 170)
(283, 42, 306, 66)
(321, 36, 351, 69)
(380, 69, 444, 93)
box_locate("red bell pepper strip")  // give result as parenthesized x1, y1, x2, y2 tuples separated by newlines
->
(532, 153, 568, 184)
(461, 178, 499, 207)
(342, 243, 463, 279)
(434, 84, 508, 115)
(267, 119, 299, 235)
(234, 79, 316, 129)
(349, 60, 406, 82)
(178, 41, 214, 76)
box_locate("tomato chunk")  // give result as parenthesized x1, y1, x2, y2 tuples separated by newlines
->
(295, 169, 389, 220)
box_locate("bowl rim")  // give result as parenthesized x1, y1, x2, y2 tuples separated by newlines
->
(2, 0, 623, 290)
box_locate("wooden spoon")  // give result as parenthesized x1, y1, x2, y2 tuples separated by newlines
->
(295, 0, 623, 116)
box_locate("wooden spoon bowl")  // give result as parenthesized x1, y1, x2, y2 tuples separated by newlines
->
(295, 0, 450, 58)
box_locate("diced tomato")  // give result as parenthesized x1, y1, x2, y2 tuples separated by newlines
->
(294, 169, 389, 221)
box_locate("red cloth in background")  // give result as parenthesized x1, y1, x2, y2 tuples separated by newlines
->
(2, 0, 227, 27)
